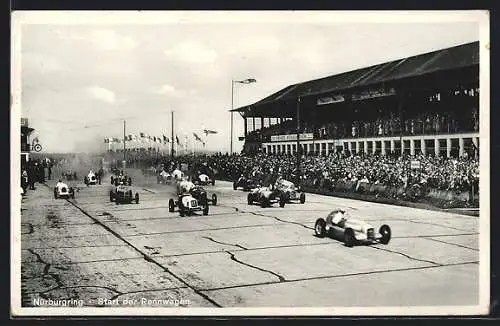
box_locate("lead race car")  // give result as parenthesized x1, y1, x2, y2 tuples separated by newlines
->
(275, 178, 306, 204)
(247, 184, 287, 208)
(109, 183, 139, 205)
(169, 179, 212, 216)
(314, 209, 391, 247)
(54, 180, 75, 199)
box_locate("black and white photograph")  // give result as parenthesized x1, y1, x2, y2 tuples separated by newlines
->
(11, 11, 490, 316)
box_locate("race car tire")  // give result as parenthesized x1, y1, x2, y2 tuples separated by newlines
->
(203, 204, 209, 216)
(180, 210, 185, 217)
(314, 218, 326, 237)
(109, 191, 114, 202)
(168, 199, 175, 212)
(54, 189, 58, 199)
(261, 198, 269, 208)
(247, 193, 253, 205)
(379, 225, 391, 245)
(233, 182, 237, 190)
(279, 195, 286, 208)
(128, 178, 132, 186)
(110, 176, 114, 184)
(211, 180, 215, 186)
(344, 228, 356, 248)
(84, 176, 89, 186)
(135, 193, 139, 204)
(115, 199, 120, 205)
(300, 193, 306, 204)
(70, 189, 75, 199)
(212, 194, 218, 206)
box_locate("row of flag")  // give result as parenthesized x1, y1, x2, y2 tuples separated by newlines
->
(104, 129, 218, 147)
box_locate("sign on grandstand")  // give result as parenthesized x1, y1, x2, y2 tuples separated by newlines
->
(352, 87, 396, 101)
(317, 94, 345, 106)
(270, 133, 314, 142)
(410, 160, 421, 169)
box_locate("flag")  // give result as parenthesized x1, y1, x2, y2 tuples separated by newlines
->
(193, 132, 203, 142)
(238, 78, 257, 84)
(176, 135, 180, 145)
(203, 129, 217, 135)
(140, 132, 145, 138)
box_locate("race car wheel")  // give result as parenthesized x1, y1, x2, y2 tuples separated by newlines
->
(84, 177, 89, 186)
(247, 193, 253, 205)
(54, 189, 58, 199)
(211, 180, 215, 186)
(70, 189, 75, 199)
(168, 199, 175, 212)
(203, 204, 209, 216)
(128, 178, 132, 186)
(233, 182, 237, 190)
(212, 194, 218, 206)
(279, 195, 286, 208)
(300, 193, 306, 204)
(135, 193, 139, 204)
(344, 228, 356, 248)
(314, 218, 326, 237)
(179, 210, 185, 217)
(109, 191, 114, 202)
(379, 225, 391, 245)
(115, 199, 120, 205)
(110, 176, 114, 184)
(261, 198, 269, 208)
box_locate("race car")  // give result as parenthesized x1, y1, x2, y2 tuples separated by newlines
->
(54, 180, 75, 199)
(190, 185, 218, 206)
(233, 176, 257, 191)
(168, 193, 209, 216)
(275, 179, 306, 204)
(157, 170, 172, 184)
(193, 173, 215, 186)
(84, 170, 98, 186)
(314, 209, 391, 247)
(247, 185, 287, 208)
(109, 184, 139, 205)
(111, 173, 132, 186)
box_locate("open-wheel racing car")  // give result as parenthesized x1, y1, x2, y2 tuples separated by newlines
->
(111, 173, 132, 186)
(168, 193, 209, 216)
(247, 185, 287, 208)
(275, 179, 306, 204)
(84, 170, 98, 186)
(233, 176, 257, 191)
(314, 209, 391, 247)
(54, 180, 75, 199)
(110, 184, 139, 205)
(193, 173, 215, 186)
(157, 170, 173, 184)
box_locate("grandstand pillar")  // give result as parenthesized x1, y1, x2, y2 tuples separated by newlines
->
(446, 138, 452, 158)
(244, 118, 248, 136)
(390, 140, 395, 154)
(325, 142, 329, 156)
(381, 141, 386, 156)
(364, 141, 368, 154)
(434, 139, 440, 157)
(372, 141, 377, 154)
(410, 139, 415, 156)
(421, 138, 426, 156)
(459, 137, 465, 157)
(348, 141, 353, 153)
(356, 141, 361, 154)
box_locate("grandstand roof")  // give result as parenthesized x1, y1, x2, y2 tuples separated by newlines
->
(233, 41, 479, 115)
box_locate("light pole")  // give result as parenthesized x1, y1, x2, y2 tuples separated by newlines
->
(230, 78, 257, 155)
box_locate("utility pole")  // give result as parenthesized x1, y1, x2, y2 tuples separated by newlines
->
(171, 111, 174, 157)
(296, 97, 301, 186)
(123, 120, 126, 166)
(230, 79, 234, 155)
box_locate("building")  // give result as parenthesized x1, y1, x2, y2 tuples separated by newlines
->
(21, 118, 35, 163)
(232, 41, 479, 158)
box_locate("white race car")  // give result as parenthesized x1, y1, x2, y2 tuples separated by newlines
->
(157, 170, 172, 184)
(84, 171, 98, 186)
(275, 179, 306, 204)
(168, 193, 209, 217)
(314, 209, 391, 247)
(54, 181, 75, 199)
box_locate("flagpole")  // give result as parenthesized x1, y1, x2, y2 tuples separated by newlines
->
(123, 120, 126, 165)
(171, 111, 175, 157)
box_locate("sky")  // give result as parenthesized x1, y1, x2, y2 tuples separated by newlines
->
(14, 11, 483, 153)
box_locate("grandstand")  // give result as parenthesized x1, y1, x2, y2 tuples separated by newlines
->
(232, 41, 479, 158)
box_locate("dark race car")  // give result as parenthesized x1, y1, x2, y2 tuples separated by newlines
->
(247, 185, 287, 208)
(111, 173, 132, 186)
(233, 176, 257, 191)
(275, 179, 306, 204)
(110, 184, 139, 205)
(190, 185, 218, 206)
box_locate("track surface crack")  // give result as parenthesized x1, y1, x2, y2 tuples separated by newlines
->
(224, 250, 286, 282)
(202, 236, 248, 250)
(369, 245, 441, 265)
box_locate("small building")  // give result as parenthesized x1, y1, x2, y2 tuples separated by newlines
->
(21, 118, 34, 164)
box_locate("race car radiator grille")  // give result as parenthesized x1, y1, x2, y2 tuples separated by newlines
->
(367, 228, 375, 240)
(62, 187, 67, 192)
(191, 200, 197, 207)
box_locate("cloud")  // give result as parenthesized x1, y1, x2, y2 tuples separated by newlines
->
(164, 40, 218, 64)
(89, 29, 138, 51)
(86, 86, 116, 103)
(153, 84, 196, 98)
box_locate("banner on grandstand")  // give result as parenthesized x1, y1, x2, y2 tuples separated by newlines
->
(316, 94, 345, 106)
(352, 87, 396, 101)
(270, 133, 314, 142)
(410, 160, 421, 170)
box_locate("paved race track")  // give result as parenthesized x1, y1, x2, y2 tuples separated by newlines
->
(20, 169, 480, 309)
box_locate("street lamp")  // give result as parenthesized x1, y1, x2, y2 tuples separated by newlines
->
(230, 78, 257, 155)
